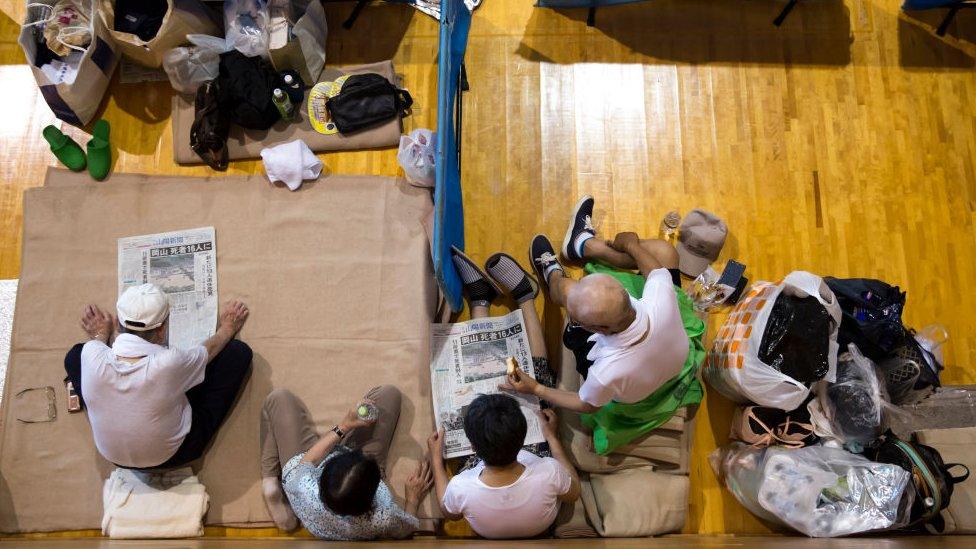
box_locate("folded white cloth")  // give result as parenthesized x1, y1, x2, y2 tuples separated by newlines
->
(102, 467, 209, 539)
(261, 139, 323, 191)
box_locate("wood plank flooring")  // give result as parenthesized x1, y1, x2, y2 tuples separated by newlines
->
(3, 0, 976, 538)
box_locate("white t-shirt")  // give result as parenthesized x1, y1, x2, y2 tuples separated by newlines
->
(442, 450, 572, 539)
(578, 268, 689, 407)
(81, 333, 208, 468)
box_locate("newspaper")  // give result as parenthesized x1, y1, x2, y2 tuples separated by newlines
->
(430, 309, 544, 459)
(117, 227, 218, 349)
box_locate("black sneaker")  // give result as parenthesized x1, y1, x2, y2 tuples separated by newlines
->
(529, 235, 564, 289)
(485, 253, 539, 303)
(451, 246, 500, 304)
(561, 195, 596, 262)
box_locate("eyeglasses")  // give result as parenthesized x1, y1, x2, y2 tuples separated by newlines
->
(15, 386, 57, 424)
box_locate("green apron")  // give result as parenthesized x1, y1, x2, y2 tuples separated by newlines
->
(580, 263, 706, 455)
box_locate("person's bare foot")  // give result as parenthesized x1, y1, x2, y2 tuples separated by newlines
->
(262, 477, 298, 532)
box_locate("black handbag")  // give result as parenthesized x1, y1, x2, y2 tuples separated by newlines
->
(870, 431, 970, 533)
(190, 80, 230, 171)
(326, 73, 412, 134)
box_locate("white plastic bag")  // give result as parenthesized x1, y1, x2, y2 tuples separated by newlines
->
(712, 443, 913, 537)
(703, 271, 842, 411)
(224, 0, 270, 58)
(397, 129, 436, 188)
(162, 35, 231, 94)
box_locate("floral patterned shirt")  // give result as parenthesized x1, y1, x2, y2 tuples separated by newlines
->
(281, 446, 419, 540)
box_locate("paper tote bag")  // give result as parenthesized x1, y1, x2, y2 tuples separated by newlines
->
(19, 1, 119, 127)
(99, 0, 220, 68)
(268, 0, 328, 85)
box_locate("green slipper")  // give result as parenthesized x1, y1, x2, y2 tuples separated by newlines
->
(42, 125, 86, 172)
(86, 119, 111, 181)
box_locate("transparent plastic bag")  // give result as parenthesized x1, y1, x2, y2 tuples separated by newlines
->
(397, 129, 436, 188)
(709, 444, 781, 524)
(711, 443, 913, 537)
(162, 35, 231, 94)
(818, 344, 891, 451)
(224, 0, 270, 58)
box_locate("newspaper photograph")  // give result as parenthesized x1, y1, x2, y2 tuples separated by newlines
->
(430, 309, 544, 459)
(118, 227, 218, 350)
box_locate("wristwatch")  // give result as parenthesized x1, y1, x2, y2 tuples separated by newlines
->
(331, 424, 345, 438)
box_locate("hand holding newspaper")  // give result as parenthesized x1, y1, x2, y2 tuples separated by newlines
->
(430, 309, 544, 459)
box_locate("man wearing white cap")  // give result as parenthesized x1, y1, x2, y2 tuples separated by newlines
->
(63, 283, 252, 469)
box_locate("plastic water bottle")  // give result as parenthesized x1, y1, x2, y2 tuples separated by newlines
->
(660, 210, 681, 241)
(357, 402, 378, 422)
(272, 88, 295, 120)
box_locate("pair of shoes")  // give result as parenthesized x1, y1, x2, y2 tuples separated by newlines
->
(529, 194, 598, 289)
(451, 247, 539, 305)
(42, 120, 112, 180)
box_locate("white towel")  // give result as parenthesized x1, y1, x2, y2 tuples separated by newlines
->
(261, 139, 323, 191)
(102, 467, 209, 539)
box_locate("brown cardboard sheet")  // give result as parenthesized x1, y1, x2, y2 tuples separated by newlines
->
(0, 169, 438, 533)
(172, 61, 403, 164)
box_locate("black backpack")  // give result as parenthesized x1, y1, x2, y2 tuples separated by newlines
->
(824, 277, 941, 391)
(870, 431, 969, 533)
(326, 73, 413, 134)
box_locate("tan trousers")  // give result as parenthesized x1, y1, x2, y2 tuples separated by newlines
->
(260, 385, 402, 478)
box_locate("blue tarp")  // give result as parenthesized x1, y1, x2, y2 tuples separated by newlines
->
(434, 0, 472, 312)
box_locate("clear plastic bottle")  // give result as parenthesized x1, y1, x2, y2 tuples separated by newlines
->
(660, 210, 681, 241)
(357, 401, 378, 422)
(272, 88, 295, 120)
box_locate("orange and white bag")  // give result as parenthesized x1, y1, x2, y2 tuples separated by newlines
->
(703, 271, 842, 411)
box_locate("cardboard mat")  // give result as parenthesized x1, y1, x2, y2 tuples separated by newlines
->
(172, 61, 404, 164)
(0, 169, 438, 533)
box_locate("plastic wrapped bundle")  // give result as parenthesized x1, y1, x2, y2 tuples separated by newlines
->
(712, 444, 913, 537)
(823, 344, 889, 450)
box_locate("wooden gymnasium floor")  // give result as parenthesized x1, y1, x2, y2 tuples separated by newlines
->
(3, 0, 976, 541)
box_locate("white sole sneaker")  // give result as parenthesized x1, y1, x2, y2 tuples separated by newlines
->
(562, 194, 594, 261)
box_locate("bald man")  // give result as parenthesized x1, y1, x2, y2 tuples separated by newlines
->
(504, 196, 690, 417)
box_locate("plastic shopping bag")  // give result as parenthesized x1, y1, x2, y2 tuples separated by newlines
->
(224, 0, 270, 59)
(712, 443, 913, 537)
(397, 129, 436, 188)
(703, 271, 842, 411)
(819, 344, 892, 450)
(162, 34, 231, 94)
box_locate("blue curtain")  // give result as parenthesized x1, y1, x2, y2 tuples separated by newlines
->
(434, 0, 472, 313)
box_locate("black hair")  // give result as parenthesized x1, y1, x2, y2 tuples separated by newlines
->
(463, 393, 527, 466)
(320, 449, 381, 516)
(118, 322, 166, 343)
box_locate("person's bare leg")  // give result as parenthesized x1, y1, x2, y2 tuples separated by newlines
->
(581, 238, 638, 270)
(639, 239, 679, 269)
(471, 303, 490, 319)
(518, 300, 547, 361)
(547, 272, 578, 308)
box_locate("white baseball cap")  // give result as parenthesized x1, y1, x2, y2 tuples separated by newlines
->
(117, 283, 170, 331)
